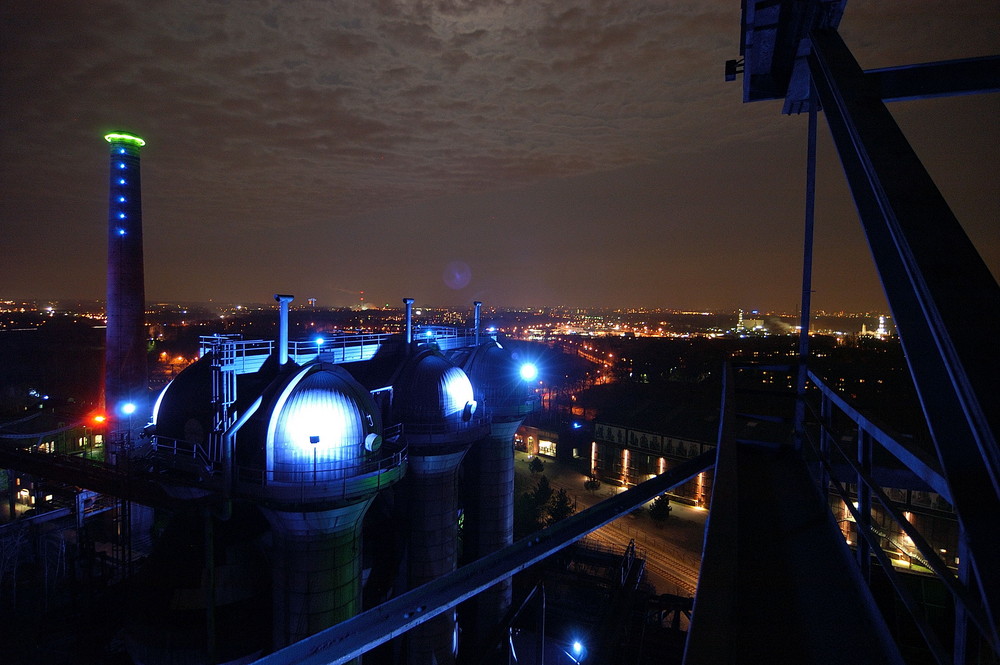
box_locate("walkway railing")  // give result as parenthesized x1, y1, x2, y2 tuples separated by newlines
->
(234, 449, 406, 504)
(201, 326, 491, 375)
(803, 371, 1000, 662)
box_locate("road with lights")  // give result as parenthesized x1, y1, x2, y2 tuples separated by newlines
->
(515, 452, 705, 596)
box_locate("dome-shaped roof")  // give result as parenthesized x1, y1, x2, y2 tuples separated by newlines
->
(151, 355, 215, 453)
(460, 342, 535, 411)
(265, 364, 380, 482)
(392, 351, 474, 424)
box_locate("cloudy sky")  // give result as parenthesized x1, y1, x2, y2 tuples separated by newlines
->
(1, 0, 997, 311)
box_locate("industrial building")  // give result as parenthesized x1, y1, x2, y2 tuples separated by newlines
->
(2, 1, 999, 663)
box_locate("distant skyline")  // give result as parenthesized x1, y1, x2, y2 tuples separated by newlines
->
(1, 1, 997, 311)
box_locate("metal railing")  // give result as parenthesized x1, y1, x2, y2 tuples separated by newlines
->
(233, 449, 406, 504)
(200, 326, 491, 375)
(803, 371, 999, 662)
(149, 435, 216, 474)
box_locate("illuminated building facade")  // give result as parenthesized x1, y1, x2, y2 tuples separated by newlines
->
(591, 421, 715, 504)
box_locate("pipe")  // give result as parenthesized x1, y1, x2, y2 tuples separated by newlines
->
(217, 394, 263, 521)
(275, 294, 294, 365)
(474, 301, 482, 345)
(403, 298, 415, 346)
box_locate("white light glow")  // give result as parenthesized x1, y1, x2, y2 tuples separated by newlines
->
(267, 368, 371, 481)
(439, 366, 475, 418)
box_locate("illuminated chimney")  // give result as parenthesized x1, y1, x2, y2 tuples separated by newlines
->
(104, 131, 148, 450)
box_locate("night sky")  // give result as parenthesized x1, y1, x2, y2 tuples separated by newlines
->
(1, 1, 997, 311)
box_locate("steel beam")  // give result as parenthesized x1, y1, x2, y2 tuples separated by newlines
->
(866, 56, 1000, 102)
(794, 88, 818, 451)
(248, 451, 716, 665)
(807, 27, 1000, 644)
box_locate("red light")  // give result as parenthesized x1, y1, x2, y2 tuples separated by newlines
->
(93, 415, 106, 424)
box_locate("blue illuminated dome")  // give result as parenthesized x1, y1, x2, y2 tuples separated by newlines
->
(392, 350, 475, 424)
(264, 364, 380, 481)
(150, 357, 216, 455)
(453, 341, 538, 414)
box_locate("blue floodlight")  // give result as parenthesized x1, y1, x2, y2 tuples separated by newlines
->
(519, 362, 538, 381)
(121, 402, 137, 415)
(572, 421, 582, 429)
(573, 641, 583, 656)
(314, 336, 324, 346)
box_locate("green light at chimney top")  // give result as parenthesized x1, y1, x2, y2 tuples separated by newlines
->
(104, 132, 146, 147)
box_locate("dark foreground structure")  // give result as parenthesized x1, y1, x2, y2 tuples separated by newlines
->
(248, 2, 998, 662)
(2, 2, 998, 664)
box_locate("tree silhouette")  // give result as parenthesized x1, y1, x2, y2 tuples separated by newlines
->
(649, 495, 672, 524)
(529, 456, 545, 475)
(546, 488, 575, 525)
(531, 475, 553, 506)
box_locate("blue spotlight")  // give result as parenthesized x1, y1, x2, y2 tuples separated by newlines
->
(121, 402, 136, 415)
(519, 362, 538, 381)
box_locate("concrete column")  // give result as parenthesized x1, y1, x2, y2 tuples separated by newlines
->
(460, 417, 522, 650)
(405, 449, 467, 665)
(260, 498, 374, 653)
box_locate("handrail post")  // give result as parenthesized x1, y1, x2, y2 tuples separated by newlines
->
(858, 429, 873, 582)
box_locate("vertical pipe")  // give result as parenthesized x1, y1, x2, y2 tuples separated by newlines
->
(403, 298, 415, 346)
(794, 85, 818, 452)
(274, 294, 294, 365)
(474, 301, 482, 345)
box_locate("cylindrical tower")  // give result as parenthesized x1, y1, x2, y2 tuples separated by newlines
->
(391, 349, 487, 665)
(104, 131, 149, 451)
(146, 357, 404, 662)
(243, 362, 404, 652)
(452, 341, 539, 651)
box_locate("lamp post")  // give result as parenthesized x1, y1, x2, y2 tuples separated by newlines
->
(310, 435, 320, 483)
